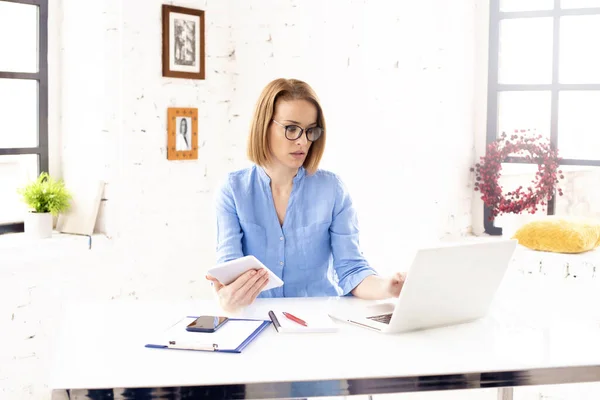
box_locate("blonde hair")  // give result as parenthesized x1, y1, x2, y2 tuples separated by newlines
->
(246, 78, 326, 175)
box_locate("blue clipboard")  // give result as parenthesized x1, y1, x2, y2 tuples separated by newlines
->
(145, 316, 271, 353)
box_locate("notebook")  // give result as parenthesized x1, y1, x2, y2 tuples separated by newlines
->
(145, 316, 270, 353)
(268, 310, 338, 333)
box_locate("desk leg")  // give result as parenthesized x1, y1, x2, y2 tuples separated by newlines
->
(498, 387, 514, 400)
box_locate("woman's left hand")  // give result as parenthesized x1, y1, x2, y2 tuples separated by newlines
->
(384, 272, 407, 298)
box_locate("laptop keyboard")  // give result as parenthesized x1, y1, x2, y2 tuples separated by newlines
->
(367, 313, 392, 324)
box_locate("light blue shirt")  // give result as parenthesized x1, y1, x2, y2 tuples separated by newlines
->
(215, 165, 377, 297)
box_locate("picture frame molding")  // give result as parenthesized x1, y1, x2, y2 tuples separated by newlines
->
(167, 107, 199, 161)
(162, 4, 205, 80)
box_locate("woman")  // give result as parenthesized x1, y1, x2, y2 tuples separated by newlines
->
(207, 78, 406, 312)
(176, 117, 190, 151)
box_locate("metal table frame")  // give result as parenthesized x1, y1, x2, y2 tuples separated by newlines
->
(52, 364, 600, 399)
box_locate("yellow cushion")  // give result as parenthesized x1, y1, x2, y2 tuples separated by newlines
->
(512, 218, 600, 254)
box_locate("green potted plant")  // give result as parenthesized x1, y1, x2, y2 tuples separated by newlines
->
(17, 172, 72, 239)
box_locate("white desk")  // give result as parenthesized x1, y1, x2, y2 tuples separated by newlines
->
(49, 288, 600, 399)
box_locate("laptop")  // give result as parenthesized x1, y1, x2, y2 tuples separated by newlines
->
(328, 239, 517, 333)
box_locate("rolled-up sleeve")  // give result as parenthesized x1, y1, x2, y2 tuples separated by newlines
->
(215, 176, 244, 264)
(329, 176, 377, 295)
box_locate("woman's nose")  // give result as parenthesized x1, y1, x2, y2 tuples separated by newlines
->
(296, 132, 308, 145)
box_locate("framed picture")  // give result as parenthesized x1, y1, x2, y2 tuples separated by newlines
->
(167, 107, 198, 160)
(162, 5, 205, 79)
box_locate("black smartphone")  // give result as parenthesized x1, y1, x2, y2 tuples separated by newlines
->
(186, 316, 229, 333)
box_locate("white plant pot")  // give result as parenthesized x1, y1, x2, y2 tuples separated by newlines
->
(24, 212, 53, 239)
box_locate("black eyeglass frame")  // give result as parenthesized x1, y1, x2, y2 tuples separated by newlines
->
(272, 119, 323, 142)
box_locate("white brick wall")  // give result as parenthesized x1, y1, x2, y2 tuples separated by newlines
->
(56, 0, 480, 276)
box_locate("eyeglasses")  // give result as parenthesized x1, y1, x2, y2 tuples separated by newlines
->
(272, 119, 323, 142)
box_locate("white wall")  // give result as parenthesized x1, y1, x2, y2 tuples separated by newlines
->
(227, 0, 479, 272)
(56, 0, 480, 276)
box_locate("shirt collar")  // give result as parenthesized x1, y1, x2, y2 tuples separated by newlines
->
(256, 165, 306, 185)
(293, 166, 306, 183)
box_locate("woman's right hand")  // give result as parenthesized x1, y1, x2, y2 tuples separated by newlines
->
(205, 268, 270, 313)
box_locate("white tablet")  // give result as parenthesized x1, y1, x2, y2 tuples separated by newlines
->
(207, 255, 284, 292)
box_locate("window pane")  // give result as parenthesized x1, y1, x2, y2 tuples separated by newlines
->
(557, 91, 600, 160)
(497, 91, 552, 139)
(498, 18, 553, 84)
(559, 15, 600, 83)
(0, 79, 38, 148)
(561, 0, 600, 8)
(0, 155, 39, 224)
(0, 2, 38, 73)
(555, 165, 600, 218)
(500, 0, 554, 11)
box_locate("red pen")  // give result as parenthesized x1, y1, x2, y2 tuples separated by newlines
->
(282, 312, 308, 327)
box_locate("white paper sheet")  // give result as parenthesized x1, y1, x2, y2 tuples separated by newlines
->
(269, 310, 338, 333)
(151, 318, 265, 351)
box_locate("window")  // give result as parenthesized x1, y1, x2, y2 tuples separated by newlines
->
(0, 0, 48, 234)
(485, 0, 600, 234)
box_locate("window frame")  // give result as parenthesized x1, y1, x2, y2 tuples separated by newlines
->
(0, 0, 48, 234)
(485, 0, 600, 235)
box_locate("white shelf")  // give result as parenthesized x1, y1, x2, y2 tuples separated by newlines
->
(0, 232, 110, 255)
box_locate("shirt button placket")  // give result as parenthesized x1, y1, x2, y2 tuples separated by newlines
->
(279, 234, 285, 269)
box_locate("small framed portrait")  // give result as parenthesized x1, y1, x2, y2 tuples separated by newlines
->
(162, 5, 205, 80)
(167, 107, 198, 160)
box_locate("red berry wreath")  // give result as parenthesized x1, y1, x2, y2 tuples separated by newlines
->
(472, 130, 564, 220)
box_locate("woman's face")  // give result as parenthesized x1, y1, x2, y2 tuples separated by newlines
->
(268, 99, 317, 172)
